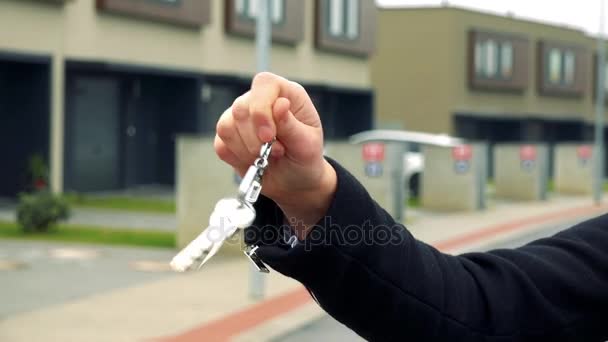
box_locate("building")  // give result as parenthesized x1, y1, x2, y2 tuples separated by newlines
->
(371, 5, 605, 174)
(0, 0, 376, 196)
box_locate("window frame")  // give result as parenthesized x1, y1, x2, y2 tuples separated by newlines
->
(96, 0, 210, 27)
(468, 29, 528, 93)
(537, 40, 588, 98)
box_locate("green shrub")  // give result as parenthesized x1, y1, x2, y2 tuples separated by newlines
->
(16, 191, 70, 233)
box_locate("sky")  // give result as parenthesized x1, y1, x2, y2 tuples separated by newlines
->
(376, 0, 606, 36)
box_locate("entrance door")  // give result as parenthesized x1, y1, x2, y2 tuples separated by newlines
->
(69, 76, 121, 192)
(0, 60, 50, 197)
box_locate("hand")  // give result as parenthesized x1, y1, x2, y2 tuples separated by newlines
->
(214, 72, 337, 238)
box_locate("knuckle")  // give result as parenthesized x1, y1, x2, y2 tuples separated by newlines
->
(289, 80, 305, 93)
(216, 116, 233, 140)
(246, 143, 259, 155)
(249, 102, 267, 118)
(253, 71, 275, 84)
(214, 137, 233, 163)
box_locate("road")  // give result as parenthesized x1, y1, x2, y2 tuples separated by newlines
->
(273, 219, 581, 342)
(0, 240, 176, 318)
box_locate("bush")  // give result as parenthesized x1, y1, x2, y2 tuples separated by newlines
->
(16, 191, 70, 233)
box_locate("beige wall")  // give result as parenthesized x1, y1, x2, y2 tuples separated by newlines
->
(0, 0, 370, 88)
(372, 7, 606, 135)
(371, 9, 455, 133)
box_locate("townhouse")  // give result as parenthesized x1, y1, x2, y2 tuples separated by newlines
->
(0, 0, 376, 196)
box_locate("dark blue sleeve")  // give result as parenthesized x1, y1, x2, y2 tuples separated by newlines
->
(249, 159, 608, 342)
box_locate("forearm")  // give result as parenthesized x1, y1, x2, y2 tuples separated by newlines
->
(250, 159, 608, 341)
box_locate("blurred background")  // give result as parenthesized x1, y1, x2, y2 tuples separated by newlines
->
(1, 0, 607, 341)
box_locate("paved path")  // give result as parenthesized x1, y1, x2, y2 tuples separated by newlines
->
(0, 240, 176, 318)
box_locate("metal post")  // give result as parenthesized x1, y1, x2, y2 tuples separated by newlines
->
(389, 143, 407, 222)
(249, 0, 271, 300)
(594, 0, 606, 205)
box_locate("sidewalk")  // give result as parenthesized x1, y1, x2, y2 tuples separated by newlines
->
(0, 194, 606, 342)
(0, 205, 176, 231)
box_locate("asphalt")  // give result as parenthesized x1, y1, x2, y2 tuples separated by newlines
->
(0, 240, 176, 318)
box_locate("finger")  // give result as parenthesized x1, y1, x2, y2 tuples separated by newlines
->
(249, 73, 280, 142)
(216, 106, 253, 162)
(233, 93, 264, 156)
(250, 72, 317, 142)
(273, 97, 316, 152)
(214, 135, 241, 168)
(270, 140, 285, 158)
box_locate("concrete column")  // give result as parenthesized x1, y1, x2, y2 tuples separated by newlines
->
(50, 53, 65, 194)
(324, 142, 392, 213)
(554, 144, 593, 195)
(421, 143, 487, 211)
(494, 144, 549, 201)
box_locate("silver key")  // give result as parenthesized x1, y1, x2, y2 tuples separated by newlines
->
(170, 198, 256, 272)
(170, 140, 274, 273)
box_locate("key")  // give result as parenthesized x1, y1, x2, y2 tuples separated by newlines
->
(170, 198, 256, 272)
(170, 140, 275, 274)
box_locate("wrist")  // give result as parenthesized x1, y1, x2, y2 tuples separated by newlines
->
(276, 160, 337, 239)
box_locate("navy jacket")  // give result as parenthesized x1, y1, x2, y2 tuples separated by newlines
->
(248, 159, 608, 341)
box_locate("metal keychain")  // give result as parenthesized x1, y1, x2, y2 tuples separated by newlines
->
(170, 140, 274, 273)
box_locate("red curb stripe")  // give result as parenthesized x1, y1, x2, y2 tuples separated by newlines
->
(434, 204, 605, 252)
(161, 204, 606, 342)
(160, 287, 311, 342)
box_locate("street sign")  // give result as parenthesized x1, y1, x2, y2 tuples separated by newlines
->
(577, 145, 592, 166)
(452, 145, 472, 174)
(519, 145, 537, 172)
(365, 162, 383, 177)
(362, 143, 385, 162)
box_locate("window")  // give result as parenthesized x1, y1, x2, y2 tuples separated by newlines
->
(474, 39, 514, 80)
(604, 62, 608, 92)
(327, 0, 359, 40)
(152, 0, 180, 5)
(547, 48, 576, 86)
(500, 42, 513, 78)
(563, 51, 575, 84)
(235, 0, 285, 25)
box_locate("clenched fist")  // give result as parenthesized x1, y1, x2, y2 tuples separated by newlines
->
(214, 72, 337, 238)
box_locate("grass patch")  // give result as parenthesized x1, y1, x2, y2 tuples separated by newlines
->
(64, 193, 175, 214)
(407, 197, 420, 208)
(547, 180, 555, 192)
(0, 221, 175, 248)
